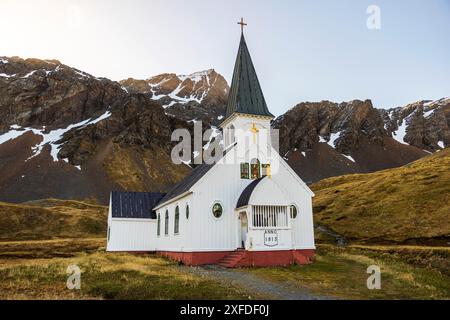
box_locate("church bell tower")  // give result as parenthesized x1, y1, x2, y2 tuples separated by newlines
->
(220, 18, 274, 148)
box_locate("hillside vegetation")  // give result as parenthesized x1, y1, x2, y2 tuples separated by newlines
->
(311, 148, 450, 244)
(0, 199, 107, 241)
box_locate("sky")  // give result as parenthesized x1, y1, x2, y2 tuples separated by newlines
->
(1, 0, 449, 116)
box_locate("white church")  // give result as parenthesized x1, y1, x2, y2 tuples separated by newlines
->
(106, 24, 315, 267)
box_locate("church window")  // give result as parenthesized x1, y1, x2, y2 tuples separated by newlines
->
(250, 159, 261, 179)
(229, 124, 236, 145)
(240, 163, 249, 179)
(174, 206, 180, 234)
(164, 210, 169, 235)
(186, 204, 190, 220)
(290, 204, 298, 219)
(212, 202, 223, 219)
(157, 213, 161, 236)
(107, 227, 110, 242)
(261, 164, 271, 177)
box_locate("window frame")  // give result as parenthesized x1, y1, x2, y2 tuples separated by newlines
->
(211, 201, 224, 220)
(174, 205, 180, 235)
(290, 204, 298, 219)
(185, 204, 190, 220)
(240, 162, 250, 179)
(250, 158, 261, 179)
(157, 213, 161, 237)
(164, 209, 169, 236)
(261, 163, 270, 177)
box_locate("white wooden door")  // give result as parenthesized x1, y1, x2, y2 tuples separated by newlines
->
(240, 212, 248, 248)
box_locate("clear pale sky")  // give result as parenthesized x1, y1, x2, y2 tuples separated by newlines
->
(1, 0, 449, 115)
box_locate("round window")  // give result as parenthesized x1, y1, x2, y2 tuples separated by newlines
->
(290, 205, 298, 219)
(212, 202, 223, 219)
(186, 204, 190, 220)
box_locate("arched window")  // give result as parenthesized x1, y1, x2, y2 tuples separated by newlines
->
(174, 206, 180, 234)
(164, 209, 169, 235)
(250, 158, 261, 179)
(186, 204, 190, 220)
(290, 204, 298, 219)
(157, 213, 161, 236)
(229, 124, 235, 145)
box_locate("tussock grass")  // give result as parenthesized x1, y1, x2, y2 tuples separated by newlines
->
(312, 148, 450, 244)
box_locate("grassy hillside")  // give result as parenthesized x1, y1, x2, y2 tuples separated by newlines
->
(311, 148, 450, 244)
(0, 199, 107, 241)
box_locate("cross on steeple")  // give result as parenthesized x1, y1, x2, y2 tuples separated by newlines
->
(237, 17, 247, 34)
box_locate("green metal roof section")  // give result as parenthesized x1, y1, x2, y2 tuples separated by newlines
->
(225, 34, 274, 119)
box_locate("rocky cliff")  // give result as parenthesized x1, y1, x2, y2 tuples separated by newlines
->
(0, 56, 190, 203)
(273, 99, 448, 183)
(120, 69, 229, 126)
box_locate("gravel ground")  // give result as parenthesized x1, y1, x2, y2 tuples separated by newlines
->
(181, 264, 331, 300)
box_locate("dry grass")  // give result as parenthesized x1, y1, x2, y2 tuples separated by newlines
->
(248, 244, 450, 300)
(311, 148, 450, 244)
(0, 240, 263, 300)
(0, 199, 107, 241)
(104, 144, 189, 192)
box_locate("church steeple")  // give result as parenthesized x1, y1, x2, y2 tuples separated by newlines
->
(224, 22, 274, 120)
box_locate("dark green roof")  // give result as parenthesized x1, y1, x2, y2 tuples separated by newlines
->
(225, 34, 274, 119)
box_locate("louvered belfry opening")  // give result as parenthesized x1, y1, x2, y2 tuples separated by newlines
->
(250, 205, 290, 229)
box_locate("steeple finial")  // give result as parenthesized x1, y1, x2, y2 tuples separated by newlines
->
(237, 17, 247, 34)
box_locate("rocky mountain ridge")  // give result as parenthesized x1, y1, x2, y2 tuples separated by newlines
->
(1, 55, 448, 202)
(0, 56, 190, 203)
(273, 98, 449, 183)
(120, 69, 229, 125)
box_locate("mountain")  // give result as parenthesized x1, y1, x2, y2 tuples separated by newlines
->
(274, 99, 449, 183)
(311, 148, 450, 244)
(381, 98, 450, 152)
(120, 69, 229, 126)
(1, 55, 448, 203)
(0, 56, 190, 204)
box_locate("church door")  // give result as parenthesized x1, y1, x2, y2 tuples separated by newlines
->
(239, 212, 248, 248)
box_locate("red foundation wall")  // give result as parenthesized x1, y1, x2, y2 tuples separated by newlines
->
(158, 251, 232, 265)
(158, 249, 315, 267)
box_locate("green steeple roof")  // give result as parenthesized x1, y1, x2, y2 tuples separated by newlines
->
(225, 34, 274, 119)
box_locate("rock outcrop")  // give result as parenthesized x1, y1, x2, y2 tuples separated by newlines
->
(273, 99, 434, 183)
(120, 69, 229, 126)
(0, 56, 190, 203)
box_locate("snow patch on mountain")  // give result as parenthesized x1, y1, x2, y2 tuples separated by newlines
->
(393, 119, 408, 145)
(148, 69, 217, 107)
(423, 108, 436, 118)
(342, 154, 356, 162)
(0, 73, 16, 78)
(0, 111, 111, 164)
(328, 131, 342, 148)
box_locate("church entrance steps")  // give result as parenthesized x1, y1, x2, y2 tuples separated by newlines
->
(217, 250, 247, 268)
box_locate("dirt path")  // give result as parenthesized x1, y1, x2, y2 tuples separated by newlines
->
(182, 265, 331, 300)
